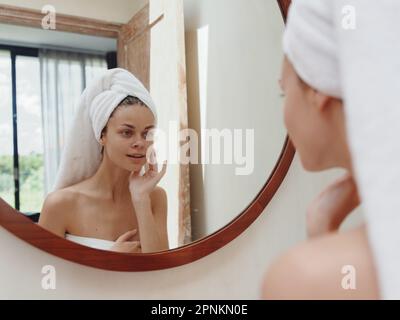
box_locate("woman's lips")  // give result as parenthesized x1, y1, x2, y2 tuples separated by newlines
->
(127, 154, 145, 162)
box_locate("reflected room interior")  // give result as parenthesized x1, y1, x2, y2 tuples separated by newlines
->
(0, 0, 286, 254)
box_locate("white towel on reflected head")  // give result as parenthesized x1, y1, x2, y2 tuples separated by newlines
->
(284, 0, 400, 299)
(52, 68, 157, 191)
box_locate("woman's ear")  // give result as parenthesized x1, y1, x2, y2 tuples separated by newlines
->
(312, 90, 331, 113)
(100, 131, 107, 146)
(100, 126, 108, 144)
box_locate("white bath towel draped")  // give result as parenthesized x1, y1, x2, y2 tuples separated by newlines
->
(52, 68, 157, 192)
(284, 0, 400, 299)
(65, 234, 115, 251)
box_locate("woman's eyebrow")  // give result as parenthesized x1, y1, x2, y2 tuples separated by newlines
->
(120, 124, 135, 129)
(121, 124, 155, 130)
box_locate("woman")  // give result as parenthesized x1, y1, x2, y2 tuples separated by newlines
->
(38, 68, 168, 254)
(261, 0, 390, 299)
(262, 57, 379, 299)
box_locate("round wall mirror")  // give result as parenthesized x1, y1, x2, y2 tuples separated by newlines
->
(0, 0, 293, 271)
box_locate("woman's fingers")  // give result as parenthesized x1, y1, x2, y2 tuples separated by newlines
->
(124, 241, 141, 253)
(147, 149, 166, 181)
(148, 149, 158, 173)
(111, 241, 141, 253)
(130, 170, 140, 179)
(158, 160, 167, 180)
(127, 241, 141, 247)
(116, 229, 137, 242)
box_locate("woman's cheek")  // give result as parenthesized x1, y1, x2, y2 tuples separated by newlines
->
(283, 99, 293, 134)
(283, 96, 303, 151)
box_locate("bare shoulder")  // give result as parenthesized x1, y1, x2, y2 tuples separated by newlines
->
(151, 186, 167, 197)
(149, 186, 168, 245)
(262, 225, 379, 299)
(44, 187, 81, 209)
(150, 186, 167, 207)
(38, 188, 79, 237)
(42, 178, 92, 212)
(150, 187, 168, 219)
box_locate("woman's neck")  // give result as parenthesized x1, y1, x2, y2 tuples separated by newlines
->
(90, 156, 132, 203)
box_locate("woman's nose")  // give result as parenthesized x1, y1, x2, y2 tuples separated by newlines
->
(131, 138, 145, 149)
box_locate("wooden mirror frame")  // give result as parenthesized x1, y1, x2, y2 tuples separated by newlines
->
(0, 0, 294, 271)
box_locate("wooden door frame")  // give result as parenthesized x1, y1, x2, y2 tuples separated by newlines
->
(0, 3, 164, 67)
(0, 3, 122, 38)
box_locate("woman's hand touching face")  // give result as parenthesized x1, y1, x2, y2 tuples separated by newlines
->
(128, 149, 167, 202)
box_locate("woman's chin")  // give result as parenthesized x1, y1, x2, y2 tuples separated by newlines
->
(128, 163, 144, 171)
(120, 157, 145, 172)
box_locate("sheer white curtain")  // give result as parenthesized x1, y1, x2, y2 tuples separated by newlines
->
(39, 49, 107, 195)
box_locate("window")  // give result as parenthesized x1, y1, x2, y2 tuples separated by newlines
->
(16, 55, 43, 213)
(0, 45, 109, 215)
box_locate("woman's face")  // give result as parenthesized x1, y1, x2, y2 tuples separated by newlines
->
(280, 56, 345, 171)
(101, 104, 156, 172)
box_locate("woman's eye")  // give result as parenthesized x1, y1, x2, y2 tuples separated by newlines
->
(122, 130, 132, 137)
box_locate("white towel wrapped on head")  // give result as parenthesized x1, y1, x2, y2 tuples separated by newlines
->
(52, 68, 157, 192)
(283, 0, 340, 98)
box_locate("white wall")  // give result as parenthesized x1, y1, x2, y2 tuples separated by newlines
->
(185, 0, 287, 240)
(0, 155, 363, 299)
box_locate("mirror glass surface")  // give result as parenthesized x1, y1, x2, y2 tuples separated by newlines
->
(0, 0, 286, 253)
